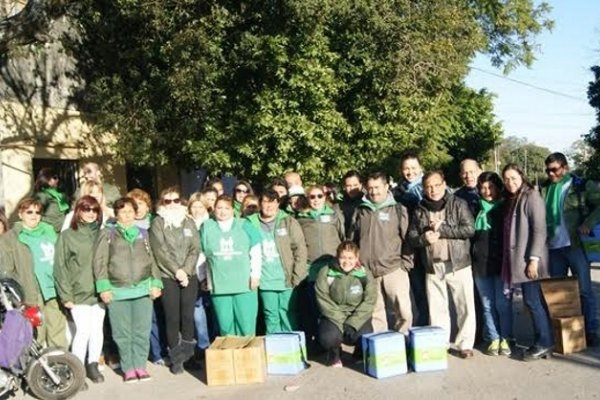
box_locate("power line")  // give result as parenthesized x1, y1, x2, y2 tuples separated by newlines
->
(470, 66, 589, 103)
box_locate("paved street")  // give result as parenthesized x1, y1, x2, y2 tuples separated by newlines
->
(14, 269, 600, 400)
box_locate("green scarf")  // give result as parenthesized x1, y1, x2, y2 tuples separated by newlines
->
(116, 223, 140, 244)
(474, 199, 502, 231)
(18, 222, 58, 301)
(43, 187, 70, 212)
(297, 205, 334, 219)
(327, 265, 367, 279)
(545, 173, 571, 239)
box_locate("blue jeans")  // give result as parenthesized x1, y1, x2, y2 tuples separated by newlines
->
(474, 275, 513, 341)
(149, 300, 166, 362)
(549, 246, 598, 334)
(521, 281, 554, 348)
(194, 296, 210, 350)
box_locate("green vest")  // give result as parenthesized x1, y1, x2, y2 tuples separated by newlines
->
(201, 219, 256, 295)
(257, 220, 287, 291)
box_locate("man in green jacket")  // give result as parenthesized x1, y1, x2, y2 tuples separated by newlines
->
(352, 171, 413, 333)
(247, 189, 308, 333)
(542, 152, 600, 345)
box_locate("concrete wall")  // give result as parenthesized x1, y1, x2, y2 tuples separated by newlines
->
(0, 98, 127, 217)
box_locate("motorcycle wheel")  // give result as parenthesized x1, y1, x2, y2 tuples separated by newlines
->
(26, 351, 85, 400)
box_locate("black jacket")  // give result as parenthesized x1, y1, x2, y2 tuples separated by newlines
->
(471, 205, 503, 277)
(408, 194, 474, 273)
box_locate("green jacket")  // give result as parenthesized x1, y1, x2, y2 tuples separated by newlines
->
(246, 211, 308, 288)
(54, 222, 100, 305)
(541, 176, 600, 247)
(93, 226, 162, 293)
(149, 215, 199, 280)
(0, 224, 47, 306)
(34, 190, 68, 232)
(296, 206, 345, 265)
(352, 194, 413, 277)
(315, 263, 376, 332)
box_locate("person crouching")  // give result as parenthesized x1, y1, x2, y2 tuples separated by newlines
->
(315, 241, 376, 367)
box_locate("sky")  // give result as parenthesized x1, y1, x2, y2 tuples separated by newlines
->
(465, 0, 600, 154)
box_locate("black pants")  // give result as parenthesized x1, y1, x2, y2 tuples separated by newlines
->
(318, 317, 373, 356)
(410, 260, 429, 327)
(161, 277, 198, 349)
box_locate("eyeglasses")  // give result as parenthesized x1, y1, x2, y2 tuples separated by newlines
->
(163, 198, 181, 205)
(309, 194, 325, 200)
(25, 210, 42, 215)
(81, 206, 100, 213)
(545, 166, 562, 174)
(235, 188, 249, 194)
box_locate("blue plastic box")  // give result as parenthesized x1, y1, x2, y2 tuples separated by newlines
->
(361, 331, 407, 379)
(408, 326, 448, 372)
(264, 331, 307, 375)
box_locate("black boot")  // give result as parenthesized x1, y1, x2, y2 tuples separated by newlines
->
(169, 343, 185, 375)
(180, 339, 197, 363)
(86, 362, 105, 383)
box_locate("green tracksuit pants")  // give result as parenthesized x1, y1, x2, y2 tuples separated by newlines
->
(259, 289, 294, 334)
(107, 296, 152, 372)
(211, 291, 258, 336)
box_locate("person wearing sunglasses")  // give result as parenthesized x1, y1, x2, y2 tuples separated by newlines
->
(0, 198, 67, 348)
(149, 187, 200, 374)
(54, 196, 106, 385)
(61, 181, 115, 231)
(541, 152, 600, 346)
(296, 185, 345, 350)
(233, 180, 254, 217)
(33, 167, 70, 233)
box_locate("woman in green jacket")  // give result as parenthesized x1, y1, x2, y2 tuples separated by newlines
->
(0, 197, 67, 348)
(54, 195, 105, 383)
(149, 187, 200, 374)
(93, 197, 163, 383)
(246, 189, 308, 333)
(316, 241, 376, 367)
(297, 184, 345, 348)
(199, 195, 261, 336)
(33, 167, 70, 232)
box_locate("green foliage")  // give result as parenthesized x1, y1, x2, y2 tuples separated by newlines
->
(497, 135, 550, 183)
(64, 0, 550, 183)
(584, 66, 600, 180)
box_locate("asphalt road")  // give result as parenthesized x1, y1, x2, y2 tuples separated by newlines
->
(15, 269, 600, 400)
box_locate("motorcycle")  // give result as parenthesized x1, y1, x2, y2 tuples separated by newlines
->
(0, 278, 85, 400)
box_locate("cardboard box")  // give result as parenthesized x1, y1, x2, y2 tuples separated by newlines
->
(408, 326, 448, 372)
(362, 331, 408, 379)
(540, 277, 582, 318)
(553, 316, 587, 354)
(265, 331, 307, 375)
(205, 336, 266, 386)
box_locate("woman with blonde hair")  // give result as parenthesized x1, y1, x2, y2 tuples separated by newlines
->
(61, 181, 115, 231)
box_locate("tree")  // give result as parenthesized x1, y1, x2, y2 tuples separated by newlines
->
(566, 139, 593, 175)
(55, 0, 551, 183)
(584, 65, 600, 180)
(497, 135, 550, 183)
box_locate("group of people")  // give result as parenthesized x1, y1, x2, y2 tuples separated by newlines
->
(0, 152, 598, 386)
